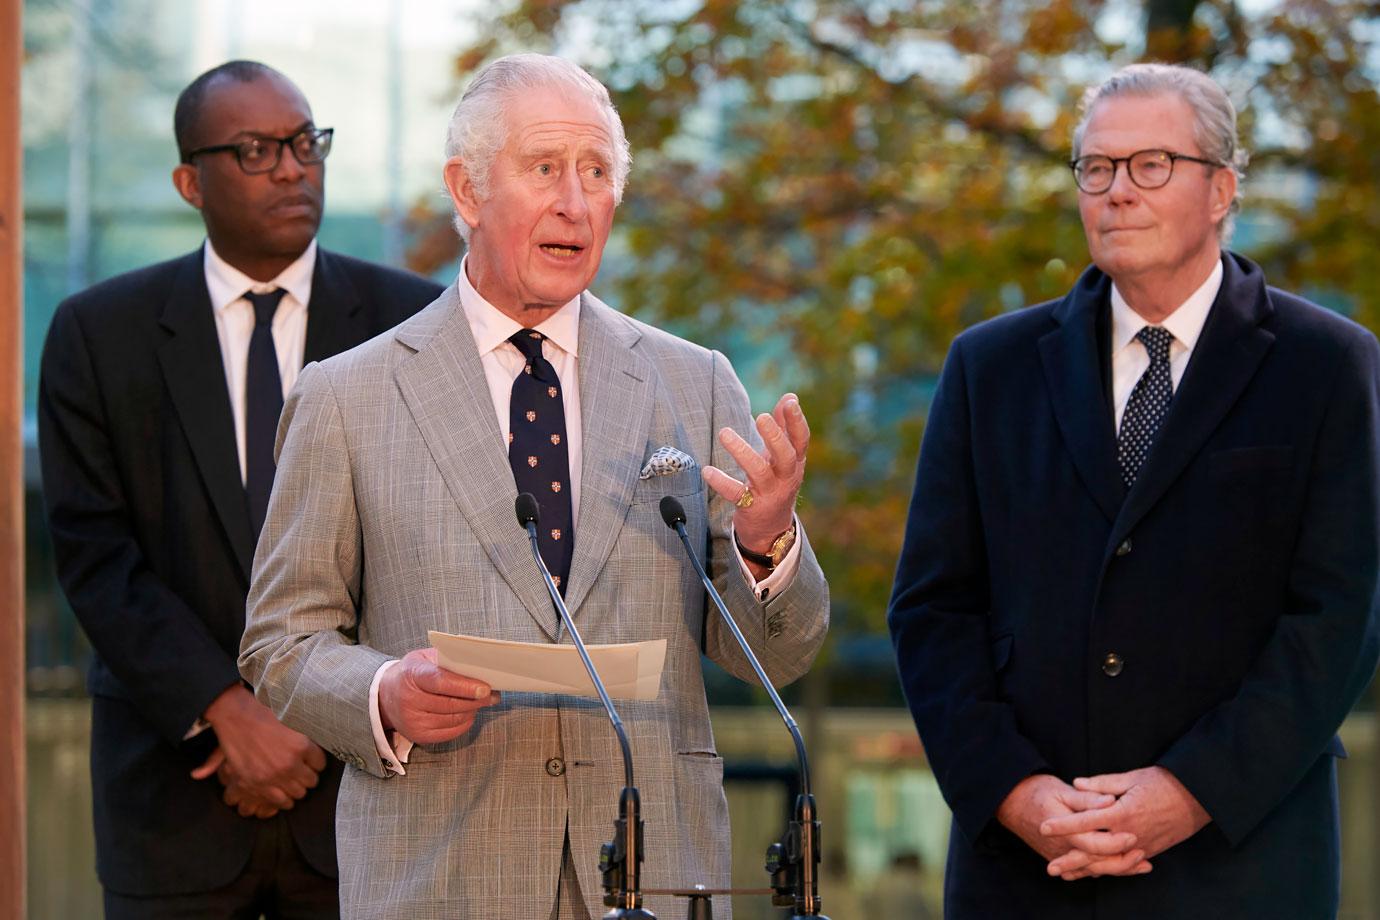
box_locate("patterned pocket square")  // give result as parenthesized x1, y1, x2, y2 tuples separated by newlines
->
(639, 445, 697, 480)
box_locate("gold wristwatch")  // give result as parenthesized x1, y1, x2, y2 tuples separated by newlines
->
(735, 521, 797, 570)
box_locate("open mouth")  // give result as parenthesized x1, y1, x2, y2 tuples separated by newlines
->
(539, 243, 584, 258)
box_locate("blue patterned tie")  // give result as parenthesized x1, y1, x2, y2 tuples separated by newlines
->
(508, 330, 573, 592)
(1117, 326, 1175, 487)
(245, 288, 286, 541)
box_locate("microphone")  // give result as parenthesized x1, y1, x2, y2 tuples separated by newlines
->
(659, 496, 829, 919)
(514, 494, 655, 920)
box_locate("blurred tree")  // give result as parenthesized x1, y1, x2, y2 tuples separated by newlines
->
(408, 0, 1380, 658)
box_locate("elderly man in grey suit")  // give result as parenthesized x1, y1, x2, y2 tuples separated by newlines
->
(239, 53, 829, 919)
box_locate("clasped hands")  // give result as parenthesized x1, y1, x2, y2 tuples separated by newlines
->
(191, 684, 328, 819)
(702, 393, 810, 575)
(997, 766, 1210, 881)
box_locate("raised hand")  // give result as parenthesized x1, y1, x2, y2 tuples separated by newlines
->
(702, 392, 810, 561)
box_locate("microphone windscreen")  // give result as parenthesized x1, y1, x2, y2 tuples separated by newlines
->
(659, 495, 687, 527)
(515, 493, 540, 527)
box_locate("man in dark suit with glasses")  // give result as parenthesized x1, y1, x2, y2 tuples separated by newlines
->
(889, 63, 1379, 919)
(38, 60, 441, 917)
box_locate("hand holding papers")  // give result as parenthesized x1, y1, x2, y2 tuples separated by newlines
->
(428, 630, 666, 701)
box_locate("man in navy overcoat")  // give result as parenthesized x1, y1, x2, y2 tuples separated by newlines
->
(888, 63, 1379, 919)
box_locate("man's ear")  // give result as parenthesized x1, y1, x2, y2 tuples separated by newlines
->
(443, 157, 481, 233)
(171, 163, 203, 210)
(1208, 164, 1236, 226)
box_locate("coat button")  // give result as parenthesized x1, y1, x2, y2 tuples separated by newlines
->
(1102, 652, 1124, 677)
(1115, 538, 1132, 556)
(545, 757, 566, 777)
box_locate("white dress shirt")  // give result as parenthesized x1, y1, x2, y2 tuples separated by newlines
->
(368, 258, 802, 774)
(463, 264, 586, 524)
(204, 239, 316, 483)
(1110, 258, 1223, 434)
(186, 239, 315, 739)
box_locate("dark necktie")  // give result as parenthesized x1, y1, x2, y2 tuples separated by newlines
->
(508, 329, 573, 592)
(1117, 325, 1175, 488)
(244, 288, 287, 541)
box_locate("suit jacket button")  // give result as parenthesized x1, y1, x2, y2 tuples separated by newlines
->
(1102, 652, 1124, 677)
(1115, 538, 1132, 556)
(545, 757, 566, 777)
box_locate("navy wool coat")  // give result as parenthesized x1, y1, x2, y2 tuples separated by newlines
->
(888, 252, 1380, 920)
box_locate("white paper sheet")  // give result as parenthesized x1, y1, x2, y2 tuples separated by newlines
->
(427, 630, 666, 701)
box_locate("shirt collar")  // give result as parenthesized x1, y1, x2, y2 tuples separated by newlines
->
(204, 238, 317, 314)
(456, 255, 581, 358)
(1110, 256, 1223, 355)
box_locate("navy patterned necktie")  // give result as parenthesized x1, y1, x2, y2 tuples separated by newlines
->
(508, 329, 574, 592)
(245, 288, 287, 541)
(1117, 325, 1175, 488)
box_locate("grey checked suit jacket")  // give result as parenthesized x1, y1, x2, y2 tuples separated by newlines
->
(239, 285, 830, 919)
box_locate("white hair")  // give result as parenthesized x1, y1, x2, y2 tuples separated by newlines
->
(1072, 63, 1249, 243)
(445, 53, 632, 242)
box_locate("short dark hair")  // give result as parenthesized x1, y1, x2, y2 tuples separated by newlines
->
(173, 60, 283, 160)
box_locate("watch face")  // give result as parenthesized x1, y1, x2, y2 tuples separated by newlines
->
(768, 525, 797, 565)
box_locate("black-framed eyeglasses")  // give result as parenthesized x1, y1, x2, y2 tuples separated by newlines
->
(183, 127, 334, 175)
(1069, 148, 1223, 194)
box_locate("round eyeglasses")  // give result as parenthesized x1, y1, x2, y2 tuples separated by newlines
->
(183, 127, 334, 175)
(1069, 148, 1223, 194)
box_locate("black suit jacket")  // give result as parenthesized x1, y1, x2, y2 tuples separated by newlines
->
(888, 253, 1380, 919)
(38, 246, 443, 896)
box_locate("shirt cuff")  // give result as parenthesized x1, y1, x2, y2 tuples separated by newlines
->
(182, 717, 212, 741)
(369, 660, 413, 776)
(731, 515, 803, 601)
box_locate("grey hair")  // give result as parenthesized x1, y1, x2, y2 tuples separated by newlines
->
(445, 53, 632, 242)
(1072, 63, 1248, 243)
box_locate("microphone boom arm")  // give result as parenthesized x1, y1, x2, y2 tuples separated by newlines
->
(667, 521, 811, 798)
(661, 496, 828, 919)
(515, 493, 653, 919)
(522, 520, 636, 791)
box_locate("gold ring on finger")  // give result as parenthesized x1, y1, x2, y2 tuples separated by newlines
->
(735, 485, 754, 509)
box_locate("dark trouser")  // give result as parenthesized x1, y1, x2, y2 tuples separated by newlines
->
(103, 813, 338, 920)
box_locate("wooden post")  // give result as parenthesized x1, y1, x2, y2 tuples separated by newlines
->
(0, 0, 27, 916)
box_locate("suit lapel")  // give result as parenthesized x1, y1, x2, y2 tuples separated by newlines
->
(393, 287, 559, 639)
(156, 250, 256, 579)
(1111, 254, 1276, 543)
(562, 295, 653, 618)
(1039, 269, 1124, 523)
(302, 248, 367, 364)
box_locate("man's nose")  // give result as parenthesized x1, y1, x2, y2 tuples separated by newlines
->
(1106, 162, 1139, 203)
(552, 168, 589, 221)
(270, 142, 307, 181)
